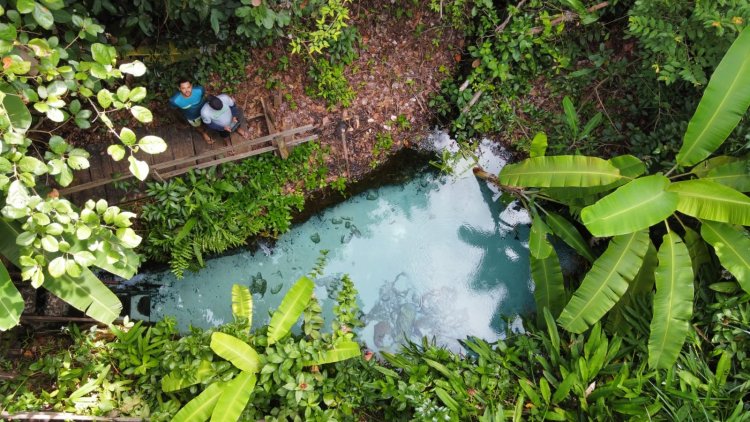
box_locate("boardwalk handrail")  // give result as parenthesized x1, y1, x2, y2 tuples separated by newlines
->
(60, 124, 315, 196)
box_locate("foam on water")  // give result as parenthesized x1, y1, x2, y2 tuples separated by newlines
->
(131, 137, 535, 352)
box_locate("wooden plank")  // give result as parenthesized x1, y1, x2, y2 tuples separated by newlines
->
(68, 165, 92, 206)
(59, 125, 315, 195)
(159, 135, 317, 179)
(82, 150, 108, 202)
(168, 125, 197, 173)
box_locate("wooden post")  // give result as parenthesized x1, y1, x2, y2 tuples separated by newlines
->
(261, 97, 288, 159)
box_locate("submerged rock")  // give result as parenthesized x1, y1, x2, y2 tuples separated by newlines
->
(366, 191, 379, 200)
(270, 283, 283, 295)
(310, 233, 320, 243)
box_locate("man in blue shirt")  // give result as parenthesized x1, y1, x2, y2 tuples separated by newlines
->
(169, 78, 213, 144)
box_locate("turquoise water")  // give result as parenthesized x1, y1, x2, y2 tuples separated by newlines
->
(130, 137, 534, 352)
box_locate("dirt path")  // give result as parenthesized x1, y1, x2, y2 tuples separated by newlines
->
(204, 2, 462, 182)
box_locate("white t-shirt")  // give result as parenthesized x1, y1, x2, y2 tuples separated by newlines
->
(200, 94, 235, 128)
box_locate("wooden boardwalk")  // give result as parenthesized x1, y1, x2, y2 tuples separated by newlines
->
(60, 100, 316, 206)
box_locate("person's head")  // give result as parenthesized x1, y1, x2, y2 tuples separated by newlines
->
(178, 78, 193, 97)
(207, 95, 223, 111)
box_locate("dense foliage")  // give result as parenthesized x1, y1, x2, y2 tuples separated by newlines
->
(139, 142, 333, 277)
(1, 1, 750, 420)
(0, 0, 168, 330)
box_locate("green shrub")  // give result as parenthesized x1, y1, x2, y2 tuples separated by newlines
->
(628, 0, 750, 86)
(139, 143, 331, 277)
(306, 58, 356, 109)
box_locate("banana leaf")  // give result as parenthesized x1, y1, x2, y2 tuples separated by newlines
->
(690, 155, 739, 178)
(558, 230, 650, 333)
(668, 179, 750, 226)
(677, 26, 750, 167)
(267, 276, 314, 344)
(304, 340, 360, 366)
(684, 226, 715, 277)
(210, 372, 257, 422)
(499, 155, 622, 188)
(545, 212, 595, 262)
(231, 284, 252, 323)
(701, 221, 750, 294)
(648, 232, 694, 369)
(581, 175, 678, 237)
(607, 241, 657, 332)
(172, 382, 224, 422)
(0, 262, 23, 331)
(531, 249, 566, 322)
(210, 332, 260, 373)
(703, 158, 750, 192)
(529, 215, 553, 259)
(541, 155, 646, 202)
(530, 132, 548, 157)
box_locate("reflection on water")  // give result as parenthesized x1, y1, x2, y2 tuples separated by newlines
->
(131, 136, 534, 352)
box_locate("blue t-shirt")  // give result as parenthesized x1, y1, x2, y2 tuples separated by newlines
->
(169, 85, 205, 120)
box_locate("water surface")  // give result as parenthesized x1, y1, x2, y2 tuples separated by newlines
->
(130, 136, 534, 352)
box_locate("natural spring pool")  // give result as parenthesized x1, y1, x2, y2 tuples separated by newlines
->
(127, 135, 536, 353)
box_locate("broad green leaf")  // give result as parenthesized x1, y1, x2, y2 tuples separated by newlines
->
(545, 212, 595, 262)
(119, 127, 136, 146)
(210, 332, 260, 373)
(17, 0, 35, 13)
(130, 105, 152, 123)
(703, 158, 750, 192)
(172, 382, 223, 422)
(499, 155, 622, 188)
(138, 135, 167, 154)
(529, 215, 552, 259)
(91, 43, 115, 65)
(582, 175, 678, 237)
(668, 179, 750, 226)
(268, 276, 314, 344)
(530, 132, 547, 158)
(648, 232, 694, 369)
(677, 26, 750, 166)
(19, 156, 47, 175)
(231, 284, 252, 322)
(119, 61, 146, 77)
(684, 226, 713, 276)
(161, 371, 198, 393)
(562, 96, 578, 134)
(531, 249, 565, 321)
(608, 241, 658, 331)
(306, 340, 360, 365)
(0, 83, 32, 131)
(32, 3, 53, 29)
(690, 155, 739, 178)
(107, 144, 126, 161)
(701, 221, 750, 294)
(435, 387, 459, 413)
(48, 256, 65, 277)
(0, 262, 23, 330)
(116, 227, 141, 248)
(558, 230, 650, 333)
(97, 89, 113, 108)
(128, 156, 149, 181)
(0, 24, 15, 41)
(129, 86, 147, 102)
(610, 155, 646, 179)
(210, 372, 256, 422)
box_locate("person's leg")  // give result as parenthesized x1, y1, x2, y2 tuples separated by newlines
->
(189, 117, 213, 144)
(231, 107, 250, 139)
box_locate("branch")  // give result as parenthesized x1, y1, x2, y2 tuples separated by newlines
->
(495, 0, 528, 33)
(530, 1, 609, 35)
